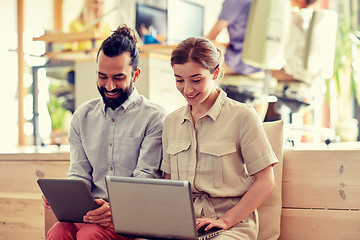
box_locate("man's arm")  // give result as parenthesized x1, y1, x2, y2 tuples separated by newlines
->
(67, 113, 113, 227)
(133, 111, 166, 179)
(67, 114, 93, 187)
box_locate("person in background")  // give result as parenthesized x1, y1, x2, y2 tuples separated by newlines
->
(271, 0, 320, 83)
(206, 0, 269, 121)
(65, 0, 110, 51)
(206, 0, 261, 76)
(161, 37, 277, 239)
(43, 25, 166, 240)
(291, 0, 320, 9)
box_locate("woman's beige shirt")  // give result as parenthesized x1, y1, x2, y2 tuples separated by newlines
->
(161, 89, 278, 201)
(161, 89, 278, 238)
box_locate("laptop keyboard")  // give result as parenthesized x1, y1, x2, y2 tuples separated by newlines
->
(197, 226, 224, 239)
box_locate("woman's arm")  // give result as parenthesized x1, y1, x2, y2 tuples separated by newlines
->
(197, 165, 276, 231)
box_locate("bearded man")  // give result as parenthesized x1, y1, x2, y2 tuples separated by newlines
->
(43, 25, 166, 240)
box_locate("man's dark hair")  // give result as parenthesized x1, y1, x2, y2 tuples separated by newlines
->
(97, 24, 139, 72)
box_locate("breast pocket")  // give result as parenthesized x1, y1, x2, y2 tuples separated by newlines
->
(166, 141, 191, 180)
(198, 141, 237, 188)
(115, 137, 143, 170)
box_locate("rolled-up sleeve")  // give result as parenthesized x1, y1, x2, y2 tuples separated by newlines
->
(239, 106, 278, 176)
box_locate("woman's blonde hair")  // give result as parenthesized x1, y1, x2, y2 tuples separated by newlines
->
(78, 0, 105, 29)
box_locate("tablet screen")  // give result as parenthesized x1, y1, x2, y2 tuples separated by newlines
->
(37, 178, 98, 223)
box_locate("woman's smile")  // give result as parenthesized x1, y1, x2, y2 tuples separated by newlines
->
(185, 92, 200, 100)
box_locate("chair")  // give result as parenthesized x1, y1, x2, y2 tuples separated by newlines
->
(258, 120, 284, 240)
(221, 0, 291, 121)
(273, 8, 338, 127)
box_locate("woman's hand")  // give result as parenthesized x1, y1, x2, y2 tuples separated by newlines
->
(196, 217, 228, 232)
(83, 198, 113, 228)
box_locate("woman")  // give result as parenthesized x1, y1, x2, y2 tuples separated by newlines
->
(66, 0, 110, 51)
(161, 37, 278, 239)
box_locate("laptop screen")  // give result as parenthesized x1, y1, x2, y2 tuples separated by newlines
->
(106, 176, 198, 239)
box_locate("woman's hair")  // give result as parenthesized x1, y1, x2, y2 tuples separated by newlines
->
(97, 24, 139, 72)
(79, 0, 103, 22)
(306, 0, 318, 4)
(171, 37, 224, 76)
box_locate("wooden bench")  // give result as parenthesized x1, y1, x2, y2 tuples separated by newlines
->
(1, 144, 360, 239)
(0, 146, 69, 240)
(280, 146, 360, 239)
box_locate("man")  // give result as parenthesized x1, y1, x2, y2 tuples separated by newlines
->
(44, 25, 166, 240)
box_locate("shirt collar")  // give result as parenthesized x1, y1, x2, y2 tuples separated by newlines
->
(180, 88, 227, 124)
(206, 88, 227, 121)
(100, 87, 141, 115)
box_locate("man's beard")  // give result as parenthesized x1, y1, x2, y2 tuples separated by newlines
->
(97, 82, 133, 110)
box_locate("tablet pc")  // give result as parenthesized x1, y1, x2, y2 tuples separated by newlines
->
(37, 178, 98, 223)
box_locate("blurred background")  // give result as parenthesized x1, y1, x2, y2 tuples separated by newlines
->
(1, 0, 360, 147)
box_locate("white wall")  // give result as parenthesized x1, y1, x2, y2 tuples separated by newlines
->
(0, 0, 18, 147)
(0, 0, 54, 146)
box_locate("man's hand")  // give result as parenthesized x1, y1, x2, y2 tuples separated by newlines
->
(83, 198, 113, 228)
(41, 195, 51, 209)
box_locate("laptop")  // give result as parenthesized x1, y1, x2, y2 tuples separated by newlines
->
(105, 176, 224, 240)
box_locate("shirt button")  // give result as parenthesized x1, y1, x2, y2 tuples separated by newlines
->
(109, 143, 112, 146)
(110, 167, 113, 170)
(112, 118, 115, 122)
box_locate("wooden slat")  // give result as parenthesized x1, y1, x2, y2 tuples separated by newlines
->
(0, 145, 70, 161)
(0, 152, 69, 161)
(17, 0, 25, 146)
(280, 208, 360, 240)
(0, 195, 44, 240)
(53, 0, 63, 31)
(282, 149, 360, 209)
(42, 50, 98, 62)
(0, 161, 69, 193)
(33, 30, 107, 43)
